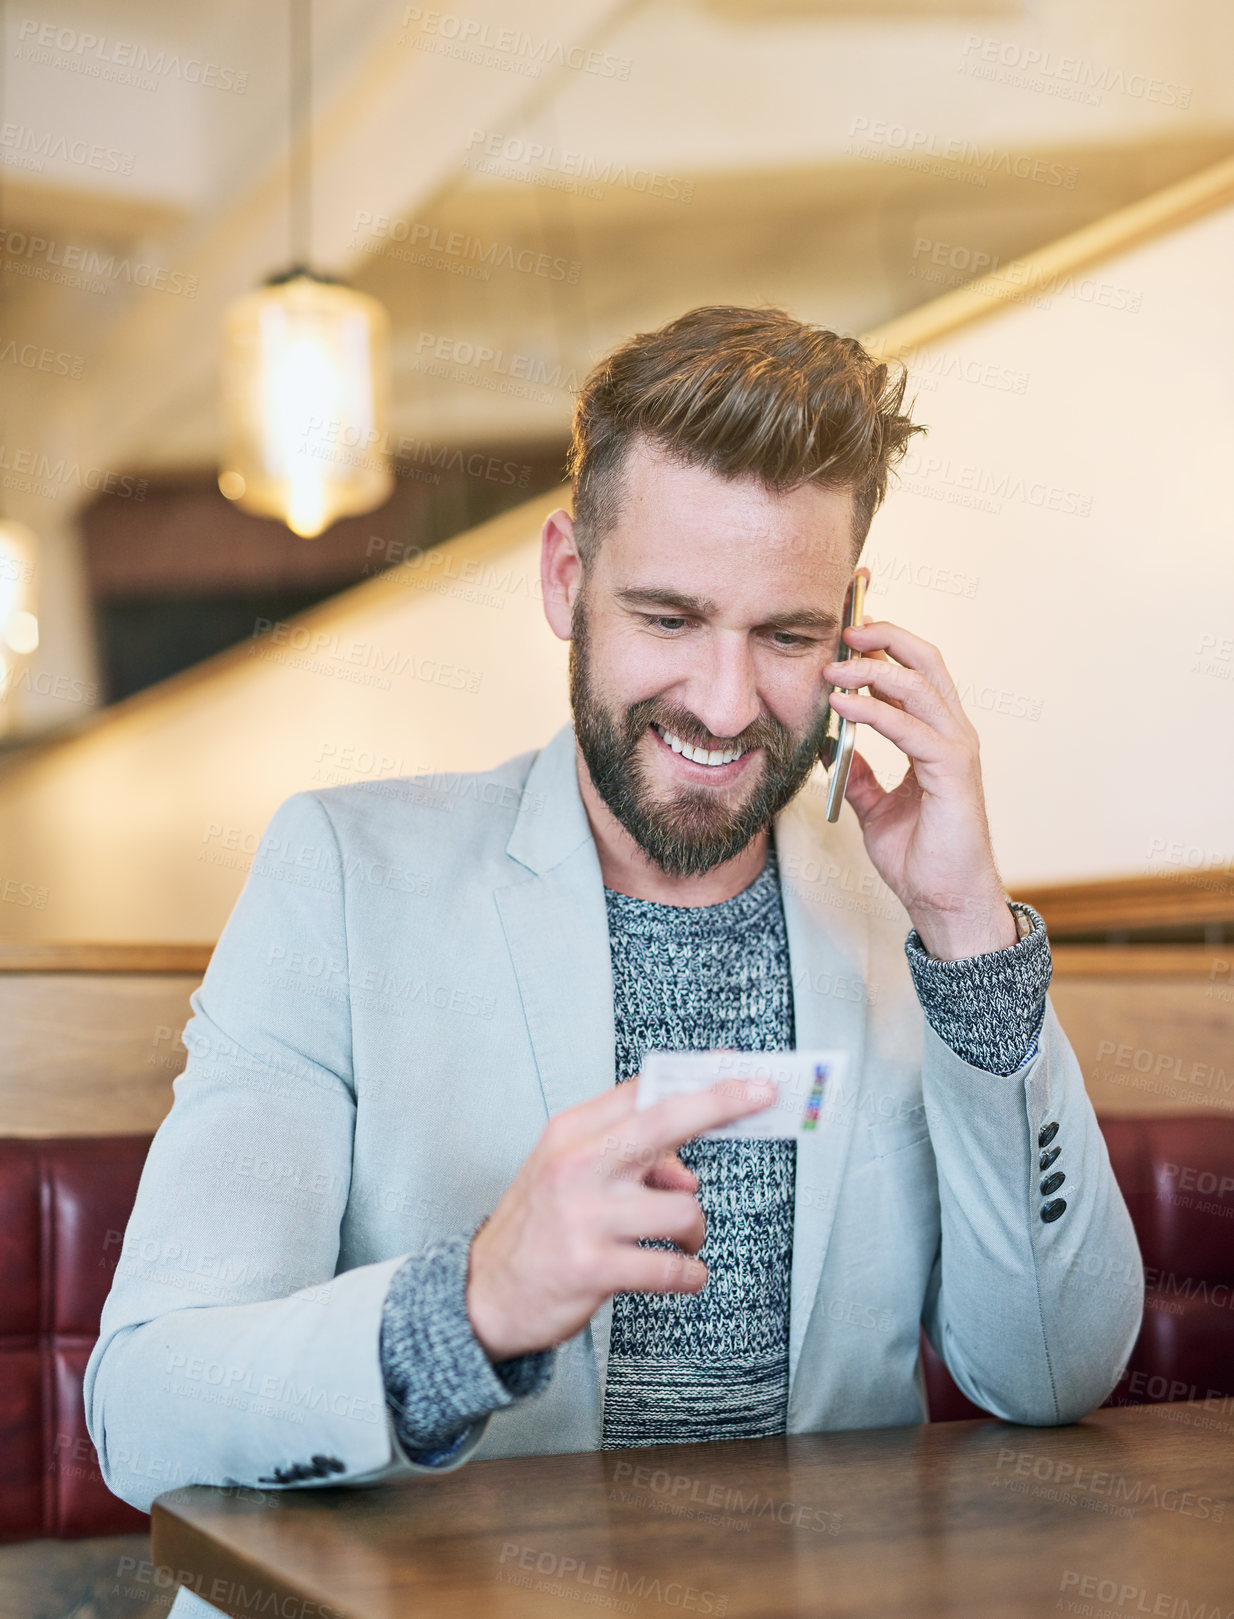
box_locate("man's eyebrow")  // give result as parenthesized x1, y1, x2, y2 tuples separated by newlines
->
(760, 606, 840, 634)
(616, 586, 839, 634)
(616, 586, 718, 616)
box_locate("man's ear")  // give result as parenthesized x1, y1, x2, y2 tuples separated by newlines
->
(541, 507, 582, 640)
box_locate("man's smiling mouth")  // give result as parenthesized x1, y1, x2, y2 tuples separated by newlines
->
(652, 722, 750, 768)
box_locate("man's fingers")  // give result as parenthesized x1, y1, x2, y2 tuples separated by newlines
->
(644, 1151, 699, 1192)
(841, 618, 957, 698)
(606, 1187, 705, 1253)
(541, 1076, 641, 1148)
(828, 689, 959, 768)
(609, 1246, 709, 1296)
(602, 1076, 776, 1174)
(829, 656, 968, 740)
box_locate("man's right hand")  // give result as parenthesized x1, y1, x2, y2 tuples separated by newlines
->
(465, 1074, 776, 1362)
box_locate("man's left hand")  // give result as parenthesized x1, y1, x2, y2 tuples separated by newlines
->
(822, 609, 1017, 962)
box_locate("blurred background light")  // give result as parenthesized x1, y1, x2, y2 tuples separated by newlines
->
(0, 519, 39, 738)
(218, 270, 393, 538)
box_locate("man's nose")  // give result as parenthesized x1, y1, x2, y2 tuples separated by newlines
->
(680, 637, 761, 743)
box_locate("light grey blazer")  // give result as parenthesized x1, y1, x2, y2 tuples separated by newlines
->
(84, 721, 1142, 1617)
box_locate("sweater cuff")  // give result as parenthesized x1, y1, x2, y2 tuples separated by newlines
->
(903, 901, 1051, 1077)
(379, 1230, 555, 1466)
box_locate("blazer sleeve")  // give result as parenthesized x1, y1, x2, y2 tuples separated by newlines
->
(82, 791, 492, 1513)
(919, 995, 1145, 1424)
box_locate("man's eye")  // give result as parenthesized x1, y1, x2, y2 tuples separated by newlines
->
(648, 616, 689, 631)
(769, 631, 811, 648)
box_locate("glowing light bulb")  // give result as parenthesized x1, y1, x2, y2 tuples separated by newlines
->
(5, 609, 38, 655)
(218, 273, 393, 537)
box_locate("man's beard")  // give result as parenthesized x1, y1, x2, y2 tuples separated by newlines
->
(568, 590, 834, 879)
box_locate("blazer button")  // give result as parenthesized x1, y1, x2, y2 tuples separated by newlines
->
(1041, 1198, 1067, 1223)
(1039, 1145, 1061, 1172)
(1038, 1121, 1059, 1149)
(1040, 1170, 1065, 1197)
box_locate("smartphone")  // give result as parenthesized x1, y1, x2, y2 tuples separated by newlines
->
(820, 568, 868, 823)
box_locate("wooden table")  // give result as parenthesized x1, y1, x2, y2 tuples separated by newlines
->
(151, 1402, 1234, 1618)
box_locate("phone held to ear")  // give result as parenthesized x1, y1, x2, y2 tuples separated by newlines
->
(819, 567, 869, 824)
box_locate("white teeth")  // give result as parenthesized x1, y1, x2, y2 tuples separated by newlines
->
(654, 724, 747, 766)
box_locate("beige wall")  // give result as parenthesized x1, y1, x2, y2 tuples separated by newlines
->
(863, 195, 1234, 889)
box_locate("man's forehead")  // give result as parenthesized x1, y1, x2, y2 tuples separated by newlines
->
(604, 494, 852, 603)
(613, 440, 853, 557)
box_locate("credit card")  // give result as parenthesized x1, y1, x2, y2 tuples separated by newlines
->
(635, 1049, 848, 1140)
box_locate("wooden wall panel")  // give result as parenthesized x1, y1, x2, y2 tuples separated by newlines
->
(1051, 948, 1233, 1118)
(2, 948, 1231, 1136)
(0, 974, 197, 1137)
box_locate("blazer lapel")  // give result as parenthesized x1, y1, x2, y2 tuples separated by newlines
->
(494, 721, 616, 1116)
(773, 785, 871, 1401)
(493, 722, 619, 1412)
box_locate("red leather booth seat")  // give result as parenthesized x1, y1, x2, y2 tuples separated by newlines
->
(0, 1136, 153, 1541)
(923, 1116, 1234, 1420)
(3, 1117, 1233, 1539)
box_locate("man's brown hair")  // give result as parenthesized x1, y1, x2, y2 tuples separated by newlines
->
(566, 304, 924, 565)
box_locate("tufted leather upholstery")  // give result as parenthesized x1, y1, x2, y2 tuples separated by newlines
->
(0, 1137, 152, 1540)
(923, 1115, 1234, 1420)
(1100, 1117, 1234, 1405)
(3, 1116, 1233, 1536)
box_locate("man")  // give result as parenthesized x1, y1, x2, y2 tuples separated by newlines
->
(86, 305, 1142, 1616)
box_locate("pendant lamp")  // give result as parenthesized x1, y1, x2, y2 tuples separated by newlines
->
(217, 0, 393, 537)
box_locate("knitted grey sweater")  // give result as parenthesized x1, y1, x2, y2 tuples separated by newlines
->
(379, 842, 1050, 1464)
(600, 844, 795, 1448)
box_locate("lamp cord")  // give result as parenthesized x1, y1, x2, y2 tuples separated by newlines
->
(290, 0, 311, 271)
